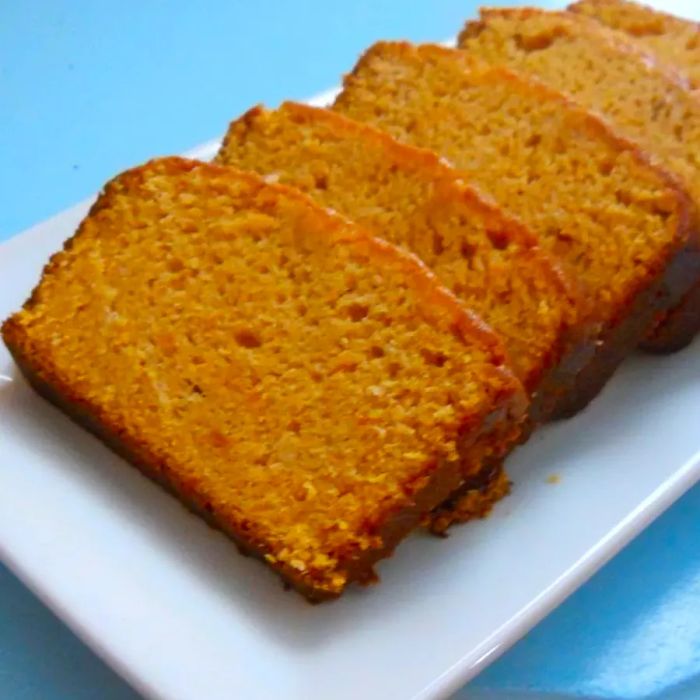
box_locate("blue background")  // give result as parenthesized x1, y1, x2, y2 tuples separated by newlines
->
(2, 2, 699, 698)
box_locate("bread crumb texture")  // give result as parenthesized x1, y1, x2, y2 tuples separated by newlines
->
(570, 0, 700, 89)
(334, 41, 687, 324)
(217, 102, 576, 393)
(459, 8, 700, 204)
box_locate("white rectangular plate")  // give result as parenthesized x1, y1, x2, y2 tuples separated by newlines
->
(1, 131, 700, 700)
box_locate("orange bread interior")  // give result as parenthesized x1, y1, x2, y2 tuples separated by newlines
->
(458, 8, 700, 350)
(567, 0, 700, 349)
(1, 157, 525, 600)
(334, 41, 690, 331)
(458, 8, 700, 212)
(570, 0, 700, 89)
(216, 101, 579, 530)
(216, 101, 578, 408)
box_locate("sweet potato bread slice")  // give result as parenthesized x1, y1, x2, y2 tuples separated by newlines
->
(458, 7, 700, 351)
(216, 101, 581, 529)
(1, 157, 526, 601)
(216, 101, 580, 420)
(333, 42, 698, 420)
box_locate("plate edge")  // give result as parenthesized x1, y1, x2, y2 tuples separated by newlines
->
(416, 451, 700, 700)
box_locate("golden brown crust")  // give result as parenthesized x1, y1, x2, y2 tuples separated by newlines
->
(2, 156, 527, 600)
(428, 459, 510, 535)
(551, 232, 700, 415)
(642, 279, 700, 352)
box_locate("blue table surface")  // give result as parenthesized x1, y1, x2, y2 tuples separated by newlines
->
(2, 2, 699, 698)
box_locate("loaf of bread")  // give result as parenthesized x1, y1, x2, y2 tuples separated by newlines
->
(1, 157, 527, 600)
(334, 41, 698, 421)
(458, 7, 700, 351)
